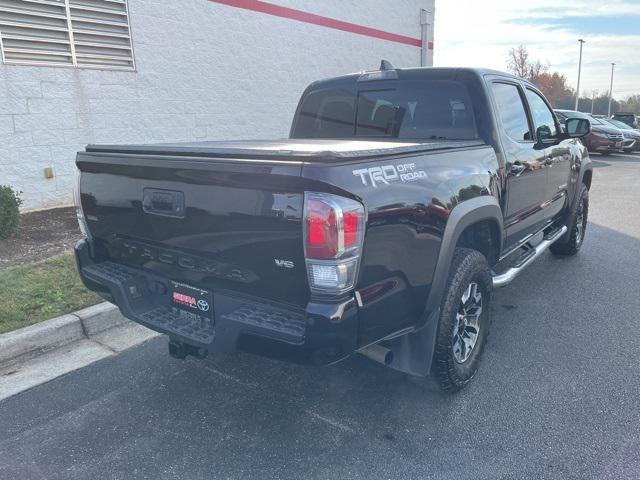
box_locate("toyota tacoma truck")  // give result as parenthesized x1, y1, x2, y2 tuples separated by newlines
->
(74, 65, 593, 391)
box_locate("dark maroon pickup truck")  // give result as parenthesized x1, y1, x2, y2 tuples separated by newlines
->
(75, 65, 593, 391)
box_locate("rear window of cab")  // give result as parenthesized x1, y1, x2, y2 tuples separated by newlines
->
(291, 80, 479, 141)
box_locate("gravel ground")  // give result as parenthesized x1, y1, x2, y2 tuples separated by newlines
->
(0, 207, 82, 268)
(1, 153, 639, 480)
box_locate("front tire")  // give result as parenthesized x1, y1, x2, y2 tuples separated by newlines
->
(550, 184, 589, 256)
(432, 248, 492, 392)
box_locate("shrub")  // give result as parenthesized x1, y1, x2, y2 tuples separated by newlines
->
(0, 185, 23, 240)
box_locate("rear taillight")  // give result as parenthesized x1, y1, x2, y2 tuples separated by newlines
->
(303, 192, 365, 295)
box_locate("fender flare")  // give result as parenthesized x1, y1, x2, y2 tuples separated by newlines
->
(425, 195, 503, 313)
(557, 160, 592, 245)
(388, 195, 503, 377)
(571, 157, 593, 208)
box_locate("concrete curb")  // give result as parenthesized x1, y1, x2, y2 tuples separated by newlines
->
(76, 303, 129, 336)
(0, 302, 162, 401)
(0, 302, 128, 366)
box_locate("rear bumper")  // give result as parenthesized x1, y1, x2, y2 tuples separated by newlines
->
(75, 239, 359, 365)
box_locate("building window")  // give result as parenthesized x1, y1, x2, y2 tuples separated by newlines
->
(0, 0, 134, 70)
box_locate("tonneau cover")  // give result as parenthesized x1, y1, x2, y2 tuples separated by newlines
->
(84, 138, 486, 162)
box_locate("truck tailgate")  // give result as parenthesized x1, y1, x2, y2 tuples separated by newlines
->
(76, 151, 309, 308)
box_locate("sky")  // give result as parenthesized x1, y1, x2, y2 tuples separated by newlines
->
(433, 0, 640, 100)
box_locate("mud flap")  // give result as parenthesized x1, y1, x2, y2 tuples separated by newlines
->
(386, 309, 440, 377)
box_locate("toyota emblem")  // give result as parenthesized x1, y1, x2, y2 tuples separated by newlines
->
(197, 299, 210, 312)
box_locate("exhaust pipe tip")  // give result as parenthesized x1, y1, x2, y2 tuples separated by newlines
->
(358, 344, 394, 366)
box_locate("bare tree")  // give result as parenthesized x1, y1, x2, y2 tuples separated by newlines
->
(507, 45, 530, 79)
(507, 45, 548, 82)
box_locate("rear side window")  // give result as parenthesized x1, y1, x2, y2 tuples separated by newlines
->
(291, 80, 478, 140)
(491, 83, 531, 142)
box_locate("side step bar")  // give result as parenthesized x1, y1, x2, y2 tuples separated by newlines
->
(492, 225, 567, 288)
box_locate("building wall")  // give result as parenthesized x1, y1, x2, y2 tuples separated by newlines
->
(0, 0, 434, 210)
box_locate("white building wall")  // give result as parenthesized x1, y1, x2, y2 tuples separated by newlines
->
(0, 0, 434, 210)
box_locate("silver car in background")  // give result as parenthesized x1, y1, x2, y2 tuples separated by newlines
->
(602, 118, 640, 152)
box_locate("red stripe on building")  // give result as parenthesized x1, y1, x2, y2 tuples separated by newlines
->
(209, 0, 423, 48)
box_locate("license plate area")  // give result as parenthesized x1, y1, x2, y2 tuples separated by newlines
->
(170, 281, 213, 319)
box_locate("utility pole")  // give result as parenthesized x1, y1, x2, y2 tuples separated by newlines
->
(574, 39, 585, 111)
(607, 63, 615, 117)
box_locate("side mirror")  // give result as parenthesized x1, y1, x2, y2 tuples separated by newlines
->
(533, 124, 558, 148)
(565, 118, 591, 138)
(536, 125, 554, 142)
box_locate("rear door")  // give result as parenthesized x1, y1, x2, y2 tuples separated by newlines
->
(489, 80, 548, 250)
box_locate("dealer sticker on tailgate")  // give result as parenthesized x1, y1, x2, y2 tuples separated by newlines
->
(170, 281, 213, 318)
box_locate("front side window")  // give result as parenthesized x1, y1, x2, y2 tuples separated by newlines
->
(491, 82, 531, 142)
(525, 89, 558, 140)
(291, 80, 478, 141)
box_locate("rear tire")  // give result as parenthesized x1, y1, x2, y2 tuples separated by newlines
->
(432, 248, 492, 393)
(550, 184, 589, 256)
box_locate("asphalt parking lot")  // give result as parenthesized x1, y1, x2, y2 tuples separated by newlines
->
(1, 153, 640, 480)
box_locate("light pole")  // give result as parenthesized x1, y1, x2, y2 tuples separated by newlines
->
(420, 9, 433, 67)
(607, 63, 615, 117)
(574, 39, 585, 111)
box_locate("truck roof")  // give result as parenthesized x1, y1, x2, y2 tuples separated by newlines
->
(308, 66, 526, 88)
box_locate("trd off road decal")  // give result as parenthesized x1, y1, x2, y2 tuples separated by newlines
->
(352, 163, 427, 187)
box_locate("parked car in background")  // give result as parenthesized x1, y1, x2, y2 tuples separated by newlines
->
(555, 109, 625, 154)
(602, 118, 640, 152)
(612, 112, 639, 129)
